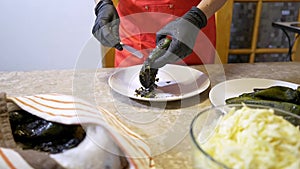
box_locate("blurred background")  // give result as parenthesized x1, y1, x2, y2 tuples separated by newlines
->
(0, 1, 299, 71)
(0, 0, 97, 71)
(228, 1, 300, 63)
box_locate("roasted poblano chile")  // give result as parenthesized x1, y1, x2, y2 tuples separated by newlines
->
(136, 38, 171, 98)
(225, 86, 300, 125)
(252, 86, 300, 104)
(9, 110, 86, 154)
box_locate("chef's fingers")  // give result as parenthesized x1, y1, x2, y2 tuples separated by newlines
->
(151, 39, 192, 68)
(111, 20, 123, 51)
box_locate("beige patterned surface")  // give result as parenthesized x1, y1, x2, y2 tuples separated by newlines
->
(1, 62, 300, 169)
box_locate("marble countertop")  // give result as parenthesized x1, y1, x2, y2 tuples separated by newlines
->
(1, 62, 300, 169)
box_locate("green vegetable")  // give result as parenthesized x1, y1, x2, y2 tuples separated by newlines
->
(9, 110, 86, 154)
(134, 87, 156, 98)
(137, 38, 171, 97)
(139, 38, 172, 88)
(225, 85, 300, 121)
(252, 86, 300, 104)
(147, 38, 172, 62)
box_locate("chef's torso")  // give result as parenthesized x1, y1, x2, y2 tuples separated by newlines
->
(115, 0, 216, 67)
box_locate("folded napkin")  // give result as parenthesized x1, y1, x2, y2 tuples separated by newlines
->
(0, 92, 154, 169)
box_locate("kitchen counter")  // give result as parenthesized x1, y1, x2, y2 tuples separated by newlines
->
(1, 62, 300, 169)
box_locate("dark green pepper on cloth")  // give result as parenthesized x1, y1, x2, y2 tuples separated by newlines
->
(10, 109, 86, 154)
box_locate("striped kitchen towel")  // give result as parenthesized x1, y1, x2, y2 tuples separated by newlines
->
(0, 92, 155, 169)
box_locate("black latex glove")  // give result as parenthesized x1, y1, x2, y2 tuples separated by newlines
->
(92, 0, 123, 50)
(150, 6, 207, 68)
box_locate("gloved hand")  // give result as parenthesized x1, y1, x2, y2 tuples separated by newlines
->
(150, 6, 207, 68)
(92, 0, 123, 50)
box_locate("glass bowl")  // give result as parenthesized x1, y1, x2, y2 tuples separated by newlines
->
(190, 104, 300, 169)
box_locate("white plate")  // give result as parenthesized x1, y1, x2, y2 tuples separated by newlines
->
(108, 64, 210, 102)
(209, 78, 299, 106)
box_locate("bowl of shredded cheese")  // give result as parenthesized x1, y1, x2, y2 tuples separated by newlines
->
(190, 104, 300, 169)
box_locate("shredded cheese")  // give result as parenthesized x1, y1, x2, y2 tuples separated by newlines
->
(198, 106, 300, 169)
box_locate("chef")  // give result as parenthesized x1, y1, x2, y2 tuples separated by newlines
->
(92, 0, 227, 68)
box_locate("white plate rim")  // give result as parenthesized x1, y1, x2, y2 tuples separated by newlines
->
(108, 64, 210, 102)
(209, 78, 299, 106)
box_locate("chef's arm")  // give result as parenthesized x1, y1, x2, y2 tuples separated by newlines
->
(148, 0, 228, 69)
(92, 0, 123, 50)
(197, 0, 227, 19)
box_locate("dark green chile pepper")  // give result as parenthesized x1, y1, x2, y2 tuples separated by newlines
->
(225, 85, 300, 126)
(252, 86, 300, 104)
(9, 110, 85, 154)
(136, 38, 172, 98)
(139, 38, 171, 89)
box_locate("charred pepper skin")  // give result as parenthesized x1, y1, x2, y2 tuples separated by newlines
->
(139, 38, 171, 89)
(9, 110, 86, 154)
(226, 86, 300, 116)
(252, 86, 300, 104)
(135, 38, 172, 98)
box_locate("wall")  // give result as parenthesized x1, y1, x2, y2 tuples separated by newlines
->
(0, 0, 100, 71)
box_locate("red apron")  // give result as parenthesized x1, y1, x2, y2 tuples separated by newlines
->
(115, 0, 216, 67)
